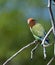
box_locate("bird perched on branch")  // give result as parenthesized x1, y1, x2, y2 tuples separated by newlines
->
(27, 18, 49, 45)
(27, 18, 51, 59)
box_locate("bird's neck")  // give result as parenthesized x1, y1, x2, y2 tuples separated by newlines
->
(29, 22, 35, 28)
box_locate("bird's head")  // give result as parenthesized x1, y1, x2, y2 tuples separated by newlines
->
(27, 18, 36, 28)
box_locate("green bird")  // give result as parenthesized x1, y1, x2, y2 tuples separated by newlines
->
(27, 18, 49, 44)
(27, 18, 51, 59)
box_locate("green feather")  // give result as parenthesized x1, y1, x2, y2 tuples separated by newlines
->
(30, 23, 45, 40)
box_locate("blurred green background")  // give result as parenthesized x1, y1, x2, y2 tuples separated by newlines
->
(0, 0, 55, 65)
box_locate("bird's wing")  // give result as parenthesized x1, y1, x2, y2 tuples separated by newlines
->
(31, 23, 46, 39)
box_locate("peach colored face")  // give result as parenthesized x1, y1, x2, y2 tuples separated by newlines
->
(27, 18, 36, 28)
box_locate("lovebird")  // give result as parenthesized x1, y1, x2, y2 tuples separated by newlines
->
(27, 18, 49, 45)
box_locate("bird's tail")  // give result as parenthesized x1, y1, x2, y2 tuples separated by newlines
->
(45, 38, 49, 45)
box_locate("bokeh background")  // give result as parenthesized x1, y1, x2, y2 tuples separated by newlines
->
(0, 0, 55, 65)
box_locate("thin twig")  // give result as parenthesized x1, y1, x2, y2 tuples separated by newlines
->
(31, 43, 39, 59)
(3, 40, 37, 65)
(43, 47, 46, 59)
(47, 56, 54, 65)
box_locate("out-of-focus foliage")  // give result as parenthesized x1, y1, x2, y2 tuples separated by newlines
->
(0, 0, 55, 65)
(0, 0, 7, 5)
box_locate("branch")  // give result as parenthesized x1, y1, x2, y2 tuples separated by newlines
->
(3, 40, 37, 65)
(41, 26, 53, 46)
(47, 0, 55, 65)
(48, 0, 55, 35)
(3, 26, 53, 65)
(41, 26, 53, 59)
(48, 0, 55, 58)
(47, 57, 54, 65)
(48, 0, 55, 57)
